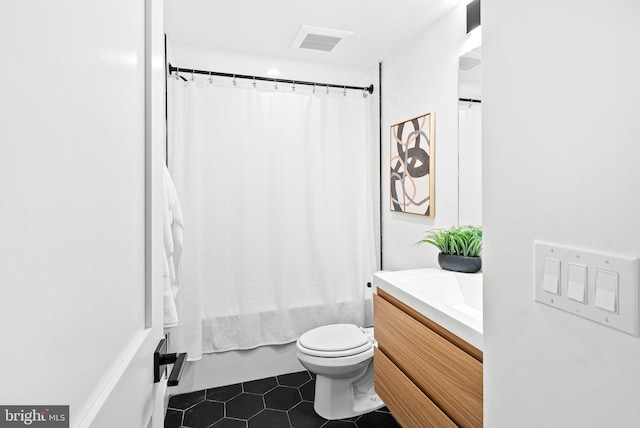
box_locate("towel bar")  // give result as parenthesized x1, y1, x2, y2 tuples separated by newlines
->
(154, 338, 187, 386)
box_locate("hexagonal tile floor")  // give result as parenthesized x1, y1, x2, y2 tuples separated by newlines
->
(165, 370, 401, 428)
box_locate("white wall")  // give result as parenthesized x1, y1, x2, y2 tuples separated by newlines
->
(459, 80, 482, 100)
(458, 102, 482, 226)
(483, 1, 640, 426)
(459, 33, 482, 101)
(381, 3, 467, 270)
(459, 64, 482, 100)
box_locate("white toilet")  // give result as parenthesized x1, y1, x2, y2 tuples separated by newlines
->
(296, 323, 384, 420)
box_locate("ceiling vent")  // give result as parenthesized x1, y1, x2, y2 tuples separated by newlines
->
(459, 56, 481, 71)
(290, 25, 353, 53)
(459, 46, 482, 71)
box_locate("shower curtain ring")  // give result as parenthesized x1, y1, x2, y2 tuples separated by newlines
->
(292, 81, 296, 92)
(208, 71, 213, 85)
(343, 85, 346, 97)
(313, 83, 316, 94)
(326, 84, 329, 95)
(191, 70, 195, 82)
(233, 75, 237, 86)
(274, 79, 278, 91)
(252, 76, 256, 88)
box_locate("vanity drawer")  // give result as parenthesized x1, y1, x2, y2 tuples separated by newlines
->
(374, 293, 483, 428)
(374, 347, 456, 428)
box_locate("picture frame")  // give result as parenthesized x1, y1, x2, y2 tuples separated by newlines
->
(390, 113, 435, 217)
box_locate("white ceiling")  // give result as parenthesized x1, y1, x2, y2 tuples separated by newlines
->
(164, 0, 461, 69)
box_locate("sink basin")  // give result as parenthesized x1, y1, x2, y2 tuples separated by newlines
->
(373, 268, 483, 350)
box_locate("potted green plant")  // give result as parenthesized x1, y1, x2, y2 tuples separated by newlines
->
(416, 225, 482, 273)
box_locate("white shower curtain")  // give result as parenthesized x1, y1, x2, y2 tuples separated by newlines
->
(168, 77, 376, 358)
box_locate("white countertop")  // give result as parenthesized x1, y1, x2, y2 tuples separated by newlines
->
(373, 268, 484, 351)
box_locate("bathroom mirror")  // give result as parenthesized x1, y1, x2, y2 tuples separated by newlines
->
(458, 46, 482, 226)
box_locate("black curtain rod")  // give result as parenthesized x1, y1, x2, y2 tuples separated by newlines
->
(459, 98, 482, 103)
(169, 64, 374, 94)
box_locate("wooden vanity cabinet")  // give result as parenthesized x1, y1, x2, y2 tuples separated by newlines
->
(374, 289, 483, 428)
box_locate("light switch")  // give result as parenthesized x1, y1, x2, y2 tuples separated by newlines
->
(567, 263, 587, 303)
(535, 241, 639, 336)
(542, 258, 561, 295)
(595, 269, 618, 313)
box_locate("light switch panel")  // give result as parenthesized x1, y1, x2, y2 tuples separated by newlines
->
(542, 259, 561, 295)
(567, 263, 587, 303)
(534, 241, 639, 336)
(595, 269, 618, 313)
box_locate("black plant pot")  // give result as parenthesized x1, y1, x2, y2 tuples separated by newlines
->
(438, 253, 482, 273)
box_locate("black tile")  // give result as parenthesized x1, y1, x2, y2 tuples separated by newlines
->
(278, 371, 311, 388)
(211, 418, 247, 428)
(247, 409, 290, 428)
(206, 383, 243, 402)
(164, 409, 183, 428)
(264, 385, 302, 411)
(168, 390, 206, 410)
(166, 371, 404, 428)
(183, 401, 224, 428)
(243, 377, 278, 394)
(226, 393, 265, 419)
(299, 379, 315, 402)
(288, 401, 326, 428)
(355, 411, 401, 428)
(322, 421, 357, 428)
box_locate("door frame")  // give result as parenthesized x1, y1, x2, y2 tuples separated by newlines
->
(77, 0, 167, 426)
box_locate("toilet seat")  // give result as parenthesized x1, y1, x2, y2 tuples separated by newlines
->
(296, 323, 385, 419)
(297, 324, 373, 358)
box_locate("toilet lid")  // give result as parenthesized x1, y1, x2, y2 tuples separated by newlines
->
(298, 324, 371, 357)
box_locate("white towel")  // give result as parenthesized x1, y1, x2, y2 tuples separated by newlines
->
(163, 255, 178, 328)
(163, 164, 184, 328)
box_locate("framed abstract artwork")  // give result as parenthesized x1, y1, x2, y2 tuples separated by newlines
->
(390, 113, 435, 217)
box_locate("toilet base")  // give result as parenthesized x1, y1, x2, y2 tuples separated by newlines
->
(313, 361, 385, 420)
